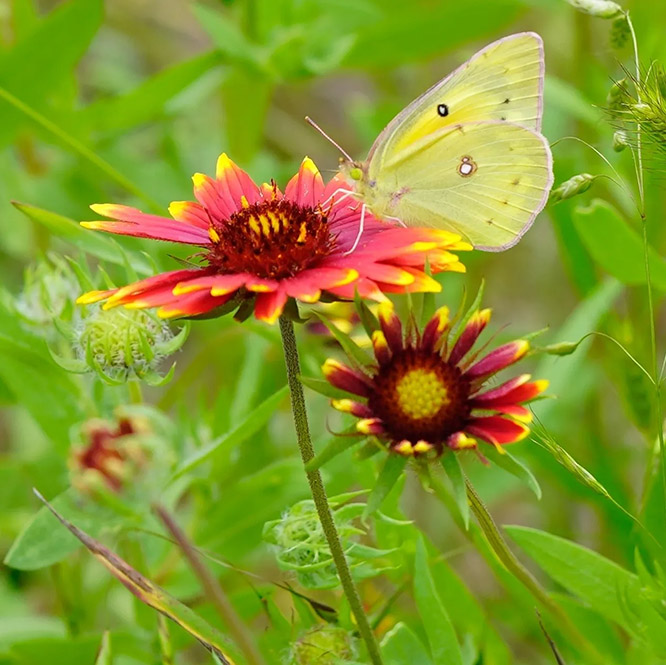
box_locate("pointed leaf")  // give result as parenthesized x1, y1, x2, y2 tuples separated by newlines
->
(363, 455, 407, 519)
(440, 453, 469, 529)
(381, 622, 434, 665)
(414, 536, 463, 665)
(33, 490, 240, 664)
(312, 311, 374, 367)
(482, 446, 542, 499)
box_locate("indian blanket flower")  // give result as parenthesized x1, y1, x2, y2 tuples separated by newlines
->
(77, 156, 470, 323)
(323, 302, 547, 457)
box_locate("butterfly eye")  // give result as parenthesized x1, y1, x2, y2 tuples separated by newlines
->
(437, 103, 449, 117)
(349, 167, 363, 181)
(457, 156, 477, 177)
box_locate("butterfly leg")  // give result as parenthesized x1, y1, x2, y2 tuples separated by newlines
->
(322, 187, 355, 208)
(343, 203, 367, 256)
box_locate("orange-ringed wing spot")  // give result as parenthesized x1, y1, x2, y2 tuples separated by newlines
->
(457, 156, 477, 178)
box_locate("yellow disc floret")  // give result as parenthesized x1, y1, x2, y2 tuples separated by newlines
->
(395, 368, 449, 420)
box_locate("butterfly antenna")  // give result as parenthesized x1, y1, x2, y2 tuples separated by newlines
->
(305, 116, 353, 162)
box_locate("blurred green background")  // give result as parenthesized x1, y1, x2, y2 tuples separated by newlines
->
(1, 0, 666, 663)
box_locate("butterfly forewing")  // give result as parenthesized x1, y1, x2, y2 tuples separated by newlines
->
(373, 122, 552, 250)
(368, 32, 544, 164)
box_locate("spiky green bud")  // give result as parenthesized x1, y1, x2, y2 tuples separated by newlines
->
(289, 626, 355, 665)
(55, 306, 188, 385)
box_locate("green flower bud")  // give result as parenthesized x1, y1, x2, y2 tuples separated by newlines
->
(66, 306, 188, 385)
(541, 340, 582, 356)
(566, 0, 623, 19)
(289, 625, 355, 665)
(263, 494, 389, 589)
(549, 174, 595, 204)
(613, 129, 629, 152)
(15, 257, 78, 330)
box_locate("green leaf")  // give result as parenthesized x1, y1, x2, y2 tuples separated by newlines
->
(312, 311, 374, 367)
(33, 490, 242, 665)
(381, 622, 434, 665)
(95, 633, 112, 665)
(573, 199, 666, 289)
(440, 453, 469, 529)
(482, 447, 542, 499)
(12, 201, 151, 273)
(505, 525, 640, 625)
(363, 454, 407, 519)
(173, 386, 289, 478)
(4, 489, 123, 570)
(0, 0, 103, 144)
(299, 374, 354, 400)
(0, 304, 83, 446)
(413, 536, 463, 665)
(72, 51, 222, 134)
(305, 435, 365, 472)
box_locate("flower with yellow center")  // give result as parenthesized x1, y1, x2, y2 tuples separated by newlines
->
(323, 301, 547, 458)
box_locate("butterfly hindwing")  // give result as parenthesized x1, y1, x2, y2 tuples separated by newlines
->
(368, 121, 552, 250)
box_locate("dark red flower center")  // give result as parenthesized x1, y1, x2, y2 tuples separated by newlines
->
(368, 348, 471, 446)
(206, 195, 333, 280)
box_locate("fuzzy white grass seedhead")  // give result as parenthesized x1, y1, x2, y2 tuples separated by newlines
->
(566, 0, 623, 19)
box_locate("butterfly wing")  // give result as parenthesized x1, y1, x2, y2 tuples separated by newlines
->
(367, 121, 552, 250)
(367, 32, 545, 164)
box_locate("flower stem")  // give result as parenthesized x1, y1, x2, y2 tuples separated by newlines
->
(464, 479, 605, 665)
(153, 504, 266, 665)
(278, 316, 383, 665)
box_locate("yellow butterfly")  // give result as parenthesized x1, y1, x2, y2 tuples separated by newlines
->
(327, 32, 553, 251)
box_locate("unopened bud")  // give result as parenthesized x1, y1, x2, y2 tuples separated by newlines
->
(549, 174, 595, 203)
(290, 625, 355, 665)
(567, 0, 623, 19)
(68, 306, 187, 384)
(607, 78, 628, 114)
(613, 129, 629, 152)
(542, 340, 582, 356)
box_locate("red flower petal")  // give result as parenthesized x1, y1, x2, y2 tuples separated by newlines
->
(466, 416, 529, 446)
(465, 340, 530, 379)
(377, 301, 403, 354)
(254, 288, 288, 324)
(85, 205, 211, 245)
(472, 375, 547, 405)
(322, 359, 372, 397)
(421, 305, 450, 353)
(168, 201, 210, 229)
(449, 309, 492, 365)
(284, 158, 325, 208)
(103, 269, 206, 308)
(371, 330, 392, 365)
(215, 153, 262, 208)
(157, 290, 233, 319)
(331, 399, 373, 418)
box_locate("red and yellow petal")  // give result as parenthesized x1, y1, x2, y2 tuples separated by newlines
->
(371, 330, 392, 366)
(449, 308, 492, 366)
(447, 432, 478, 450)
(322, 359, 373, 398)
(377, 301, 403, 354)
(254, 289, 288, 324)
(84, 204, 211, 245)
(157, 290, 232, 319)
(76, 288, 119, 305)
(356, 418, 385, 435)
(421, 305, 450, 353)
(465, 340, 530, 380)
(168, 201, 210, 229)
(472, 375, 548, 406)
(284, 157, 325, 208)
(332, 399, 373, 418)
(466, 416, 530, 447)
(215, 153, 262, 208)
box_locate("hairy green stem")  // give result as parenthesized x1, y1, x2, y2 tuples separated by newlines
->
(154, 504, 266, 665)
(278, 316, 383, 665)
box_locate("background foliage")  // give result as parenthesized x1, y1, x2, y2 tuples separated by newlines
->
(1, 0, 666, 663)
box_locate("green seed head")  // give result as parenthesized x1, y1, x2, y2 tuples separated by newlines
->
(290, 625, 355, 665)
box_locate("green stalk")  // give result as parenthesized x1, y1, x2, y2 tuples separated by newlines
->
(278, 316, 383, 665)
(626, 13, 666, 528)
(464, 480, 604, 664)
